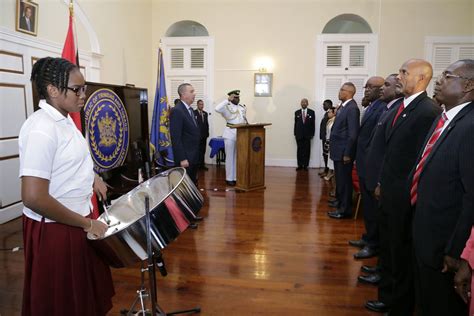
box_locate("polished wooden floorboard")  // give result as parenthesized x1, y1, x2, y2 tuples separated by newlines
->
(0, 166, 379, 315)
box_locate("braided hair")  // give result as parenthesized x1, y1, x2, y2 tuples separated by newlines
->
(30, 57, 78, 99)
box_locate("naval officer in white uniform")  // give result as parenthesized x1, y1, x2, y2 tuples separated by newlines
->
(215, 90, 247, 186)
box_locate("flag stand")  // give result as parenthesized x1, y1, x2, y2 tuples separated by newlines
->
(120, 197, 201, 316)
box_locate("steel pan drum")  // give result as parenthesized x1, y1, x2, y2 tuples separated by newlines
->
(88, 167, 203, 268)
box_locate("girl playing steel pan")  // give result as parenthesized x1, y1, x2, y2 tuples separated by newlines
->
(19, 57, 114, 315)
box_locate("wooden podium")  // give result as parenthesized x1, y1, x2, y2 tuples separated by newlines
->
(231, 123, 272, 191)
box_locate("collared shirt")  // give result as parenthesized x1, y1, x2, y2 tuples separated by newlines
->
(439, 101, 470, 135)
(19, 100, 94, 222)
(386, 97, 403, 110)
(341, 99, 353, 108)
(403, 91, 424, 108)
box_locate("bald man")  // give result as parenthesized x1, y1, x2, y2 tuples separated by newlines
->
(366, 59, 441, 315)
(350, 76, 386, 261)
(294, 98, 315, 170)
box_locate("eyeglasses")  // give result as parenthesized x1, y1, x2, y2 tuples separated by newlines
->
(438, 71, 472, 81)
(66, 85, 87, 96)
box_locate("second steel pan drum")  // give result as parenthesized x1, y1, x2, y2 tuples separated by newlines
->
(88, 167, 203, 268)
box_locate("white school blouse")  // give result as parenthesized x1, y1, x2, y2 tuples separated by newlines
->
(19, 100, 94, 222)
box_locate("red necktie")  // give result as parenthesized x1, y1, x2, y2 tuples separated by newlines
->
(302, 110, 306, 124)
(391, 102, 405, 127)
(410, 113, 448, 205)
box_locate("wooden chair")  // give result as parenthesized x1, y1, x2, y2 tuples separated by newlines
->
(352, 164, 362, 219)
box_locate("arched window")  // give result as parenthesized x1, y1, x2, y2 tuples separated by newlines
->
(322, 14, 372, 34)
(165, 20, 209, 37)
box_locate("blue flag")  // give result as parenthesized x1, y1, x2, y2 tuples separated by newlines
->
(150, 48, 174, 165)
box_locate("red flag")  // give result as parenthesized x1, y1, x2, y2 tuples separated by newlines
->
(61, 5, 82, 131)
(62, 2, 100, 219)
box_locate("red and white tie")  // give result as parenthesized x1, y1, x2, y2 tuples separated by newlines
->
(410, 113, 448, 205)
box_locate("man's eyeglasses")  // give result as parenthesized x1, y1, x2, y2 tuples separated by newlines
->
(438, 71, 472, 81)
(66, 85, 87, 96)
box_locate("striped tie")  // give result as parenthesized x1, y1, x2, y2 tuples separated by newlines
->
(410, 113, 448, 205)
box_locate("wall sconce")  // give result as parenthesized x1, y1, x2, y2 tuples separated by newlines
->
(254, 72, 273, 97)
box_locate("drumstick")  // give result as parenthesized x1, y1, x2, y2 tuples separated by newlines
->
(101, 197, 110, 225)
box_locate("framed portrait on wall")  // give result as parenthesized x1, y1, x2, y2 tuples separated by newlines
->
(254, 73, 273, 97)
(16, 0, 38, 36)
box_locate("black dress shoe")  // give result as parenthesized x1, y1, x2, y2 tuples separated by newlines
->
(194, 216, 203, 221)
(189, 223, 198, 229)
(365, 300, 389, 313)
(348, 239, 367, 248)
(327, 210, 351, 219)
(361, 265, 379, 274)
(354, 246, 378, 259)
(328, 198, 338, 203)
(226, 180, 236, 186)
(358, 273, 381, 285)
(296, 166, 302, 171)
(328, 200, 339, 208)
(303, 166, 308, 171)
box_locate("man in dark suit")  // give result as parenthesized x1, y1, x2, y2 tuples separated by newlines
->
(327, 82, 360, 219)
(373, 59, 441, 315)
(169, 83, 201, 185)
(411, 59, 474, 316)
(362, 74, 404, 311)
(318, 99, 333, 176)
(294, 98, 315, 171)
(349, 76, 385, 260)
(19, 5, 34, 33)
(194, 99, 209, 170)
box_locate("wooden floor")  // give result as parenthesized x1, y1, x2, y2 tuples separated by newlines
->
(0, 166, 380, 315)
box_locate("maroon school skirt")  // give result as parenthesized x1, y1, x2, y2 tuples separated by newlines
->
(22, 215, 115, 316)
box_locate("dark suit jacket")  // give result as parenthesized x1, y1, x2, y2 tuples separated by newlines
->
(169, 101, 201, 166)
(319, 112, 329, 140)
(194, 109, 209, 139)
(294, 108, 315, 140)
(412, 102, 474, 269)
(365, 98, 403, 191)
(329, 100, 360, 161)
(20, 16, 34, 32)
(355, 99, 386, 179)
(380, 92, 441, 205)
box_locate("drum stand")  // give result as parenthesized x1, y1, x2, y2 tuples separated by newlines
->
(121, 196, 201, 316)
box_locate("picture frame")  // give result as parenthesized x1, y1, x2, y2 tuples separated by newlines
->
(254, 73, 273, 97)
(16, 0, 38, 36)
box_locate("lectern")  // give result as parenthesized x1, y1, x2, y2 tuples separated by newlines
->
(231, 123, 271, 191)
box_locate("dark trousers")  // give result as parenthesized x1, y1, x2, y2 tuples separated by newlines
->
(321, 142, 328, 170)
(296, 138, 311, 167)
(414, 259, 467, 316)
(377, 207, 393, 306)
(198, 137, 208, 167)
(334, 160, 353, 215)
(378, 191, 415, 316)
(359, 177, 379, 248)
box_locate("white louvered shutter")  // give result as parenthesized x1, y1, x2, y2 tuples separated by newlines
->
(349, 45, 365, 67)
(323, 77, 344, 105)
(189, 78, 206, 103)
(190, 48, 205, 69)
(170, 48, 184, 69)
(428, 42, 474, 95)
(326, 45, 342, 67)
